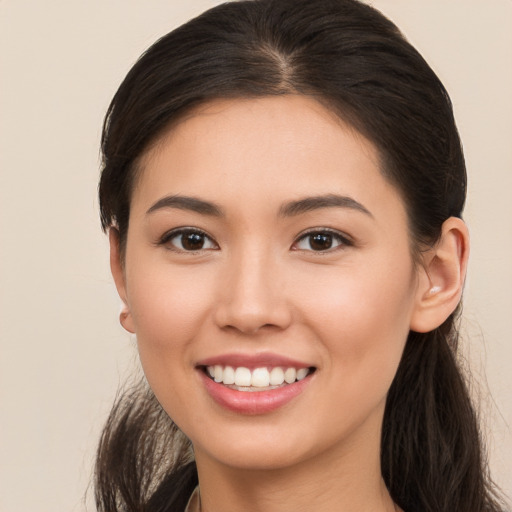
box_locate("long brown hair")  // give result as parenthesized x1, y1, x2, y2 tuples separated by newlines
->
(95, 1, 507, 510)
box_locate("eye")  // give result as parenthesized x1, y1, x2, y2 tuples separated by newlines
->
(293, 229, 351, 252)
(160, 228, 218, 252)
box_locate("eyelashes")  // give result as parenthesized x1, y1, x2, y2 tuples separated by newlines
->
(158, 227, 353, 254)
(158, 228, 218, 252)
(292, 228, 353, 252)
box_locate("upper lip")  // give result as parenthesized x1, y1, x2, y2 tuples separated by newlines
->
(196, 352, 314, 370)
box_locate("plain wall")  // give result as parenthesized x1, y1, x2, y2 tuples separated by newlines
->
(0, 1, 510, 510)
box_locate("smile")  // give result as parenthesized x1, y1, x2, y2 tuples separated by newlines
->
(205, 365, 313, 391)
(196, 355, 316, 414)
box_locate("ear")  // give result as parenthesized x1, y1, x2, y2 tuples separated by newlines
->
(109, 229, 135, 333)
(410, 217, 469, 333)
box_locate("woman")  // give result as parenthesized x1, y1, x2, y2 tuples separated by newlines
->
(95, 0, 506, 510)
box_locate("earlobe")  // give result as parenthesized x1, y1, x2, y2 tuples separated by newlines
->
(109, 229, 136, 334)
(410, 217, 469, 333)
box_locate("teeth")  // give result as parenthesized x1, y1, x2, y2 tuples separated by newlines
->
(214, 365, 223, 383)
(284, 368, 296, 384)
(223, 366, 235, 385)
(269, 367, 285, 386)
(206, 365, 311, 388)
(251, 367, 270, 387)
(234, 367, 252, 386)
(296, 368, 309, 381)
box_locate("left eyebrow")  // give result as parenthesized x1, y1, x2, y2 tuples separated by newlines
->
(146, 195, 224, 216)
(279, 194, 373, 218)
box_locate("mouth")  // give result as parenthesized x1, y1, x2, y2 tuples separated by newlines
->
(196, 353, 317, 414)
(201, 365, 316, 392)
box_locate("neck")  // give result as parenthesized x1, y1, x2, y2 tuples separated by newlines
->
(194, 409, 396, 512)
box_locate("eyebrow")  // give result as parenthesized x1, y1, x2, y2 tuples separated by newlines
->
(146, 193, 372, 218)
(146, 195, 224, 216)
(279, 194, 373, 218)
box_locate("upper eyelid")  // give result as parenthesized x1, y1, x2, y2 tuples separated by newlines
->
(159, 226, 211, 238)
(156, 226, 353, 248)
(290, 229, 355, 255)
(294, 227, 353, 243)
(158, 226, 218, 246)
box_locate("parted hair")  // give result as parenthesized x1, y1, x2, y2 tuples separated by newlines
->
(96, 1, 506, 511)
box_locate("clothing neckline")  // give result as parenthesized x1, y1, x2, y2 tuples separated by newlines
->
(184, 486, 200, 512)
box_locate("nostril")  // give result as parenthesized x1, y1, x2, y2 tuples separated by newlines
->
(220, 321, 284, 336)
(212, 285, 293, 334)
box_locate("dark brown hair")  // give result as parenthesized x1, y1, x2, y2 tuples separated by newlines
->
(96, 1, 506, 510)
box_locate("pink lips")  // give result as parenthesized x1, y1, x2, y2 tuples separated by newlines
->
(196, 352, 311, 370)
(196, 352, 315, 415)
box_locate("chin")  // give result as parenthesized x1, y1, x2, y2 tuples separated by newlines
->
(205, 444, 309, 472)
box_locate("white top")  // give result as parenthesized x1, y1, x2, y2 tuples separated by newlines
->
(184, 486, 201, 512)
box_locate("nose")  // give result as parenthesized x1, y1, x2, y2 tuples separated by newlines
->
(213, 248, 292, 335)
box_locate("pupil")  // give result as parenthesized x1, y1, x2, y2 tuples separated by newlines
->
(310, 233, 332, 251)
(183, 233, 204, 250)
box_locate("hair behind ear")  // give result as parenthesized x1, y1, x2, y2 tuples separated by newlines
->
(381, 321, 503, 512)
(94, 380, 195, 512)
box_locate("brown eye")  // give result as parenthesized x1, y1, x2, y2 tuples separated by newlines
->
(162, 229, 218, 252)
(293, 230, 350, 252)
(182, 232, 206, 250)
(309, 233, 334, 251)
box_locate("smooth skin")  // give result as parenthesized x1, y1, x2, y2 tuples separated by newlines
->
(110, 95, 469, 512)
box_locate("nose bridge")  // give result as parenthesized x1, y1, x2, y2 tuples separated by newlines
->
(214, 242, 290, 333)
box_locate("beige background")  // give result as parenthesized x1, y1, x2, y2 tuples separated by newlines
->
(0, 1, 510, 510)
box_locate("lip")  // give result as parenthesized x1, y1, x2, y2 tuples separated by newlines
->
(196, 352, 312, 370)
(198, 369, 314, 415)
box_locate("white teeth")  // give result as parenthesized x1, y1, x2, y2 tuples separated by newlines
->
(284, 368, 297, 384)
(234, 367, 252, 387)
(214, 365, 223, 383)
(269, 367, 285, 386)
(222, 366, 235, 385)
(251, 367, 270, 387)
(206, 365, 311, 388)
(296, 368, 309, 381)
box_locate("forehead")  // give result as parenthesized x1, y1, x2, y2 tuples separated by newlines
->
(133, 95, 405, 222)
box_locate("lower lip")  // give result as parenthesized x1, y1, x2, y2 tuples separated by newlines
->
(198, 370, 313, 415)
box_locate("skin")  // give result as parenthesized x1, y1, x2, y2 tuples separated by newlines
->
(111, 95, 469, 512)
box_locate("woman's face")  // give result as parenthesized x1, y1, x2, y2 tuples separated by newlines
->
(115, 95, 423, 472)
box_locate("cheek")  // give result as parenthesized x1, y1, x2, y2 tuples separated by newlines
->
(125, 263, 219, 425)
(126, 261, 216, 362)
(296, 257, 415, 385)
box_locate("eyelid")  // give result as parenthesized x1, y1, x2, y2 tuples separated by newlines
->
(156, 226, 352, 253)
(157, 226, 219, 252)
(291, 227, 354, 251)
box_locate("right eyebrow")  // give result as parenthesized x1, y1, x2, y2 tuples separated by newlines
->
(146, 195, 224, 217)
(279, 194, 373, 218)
